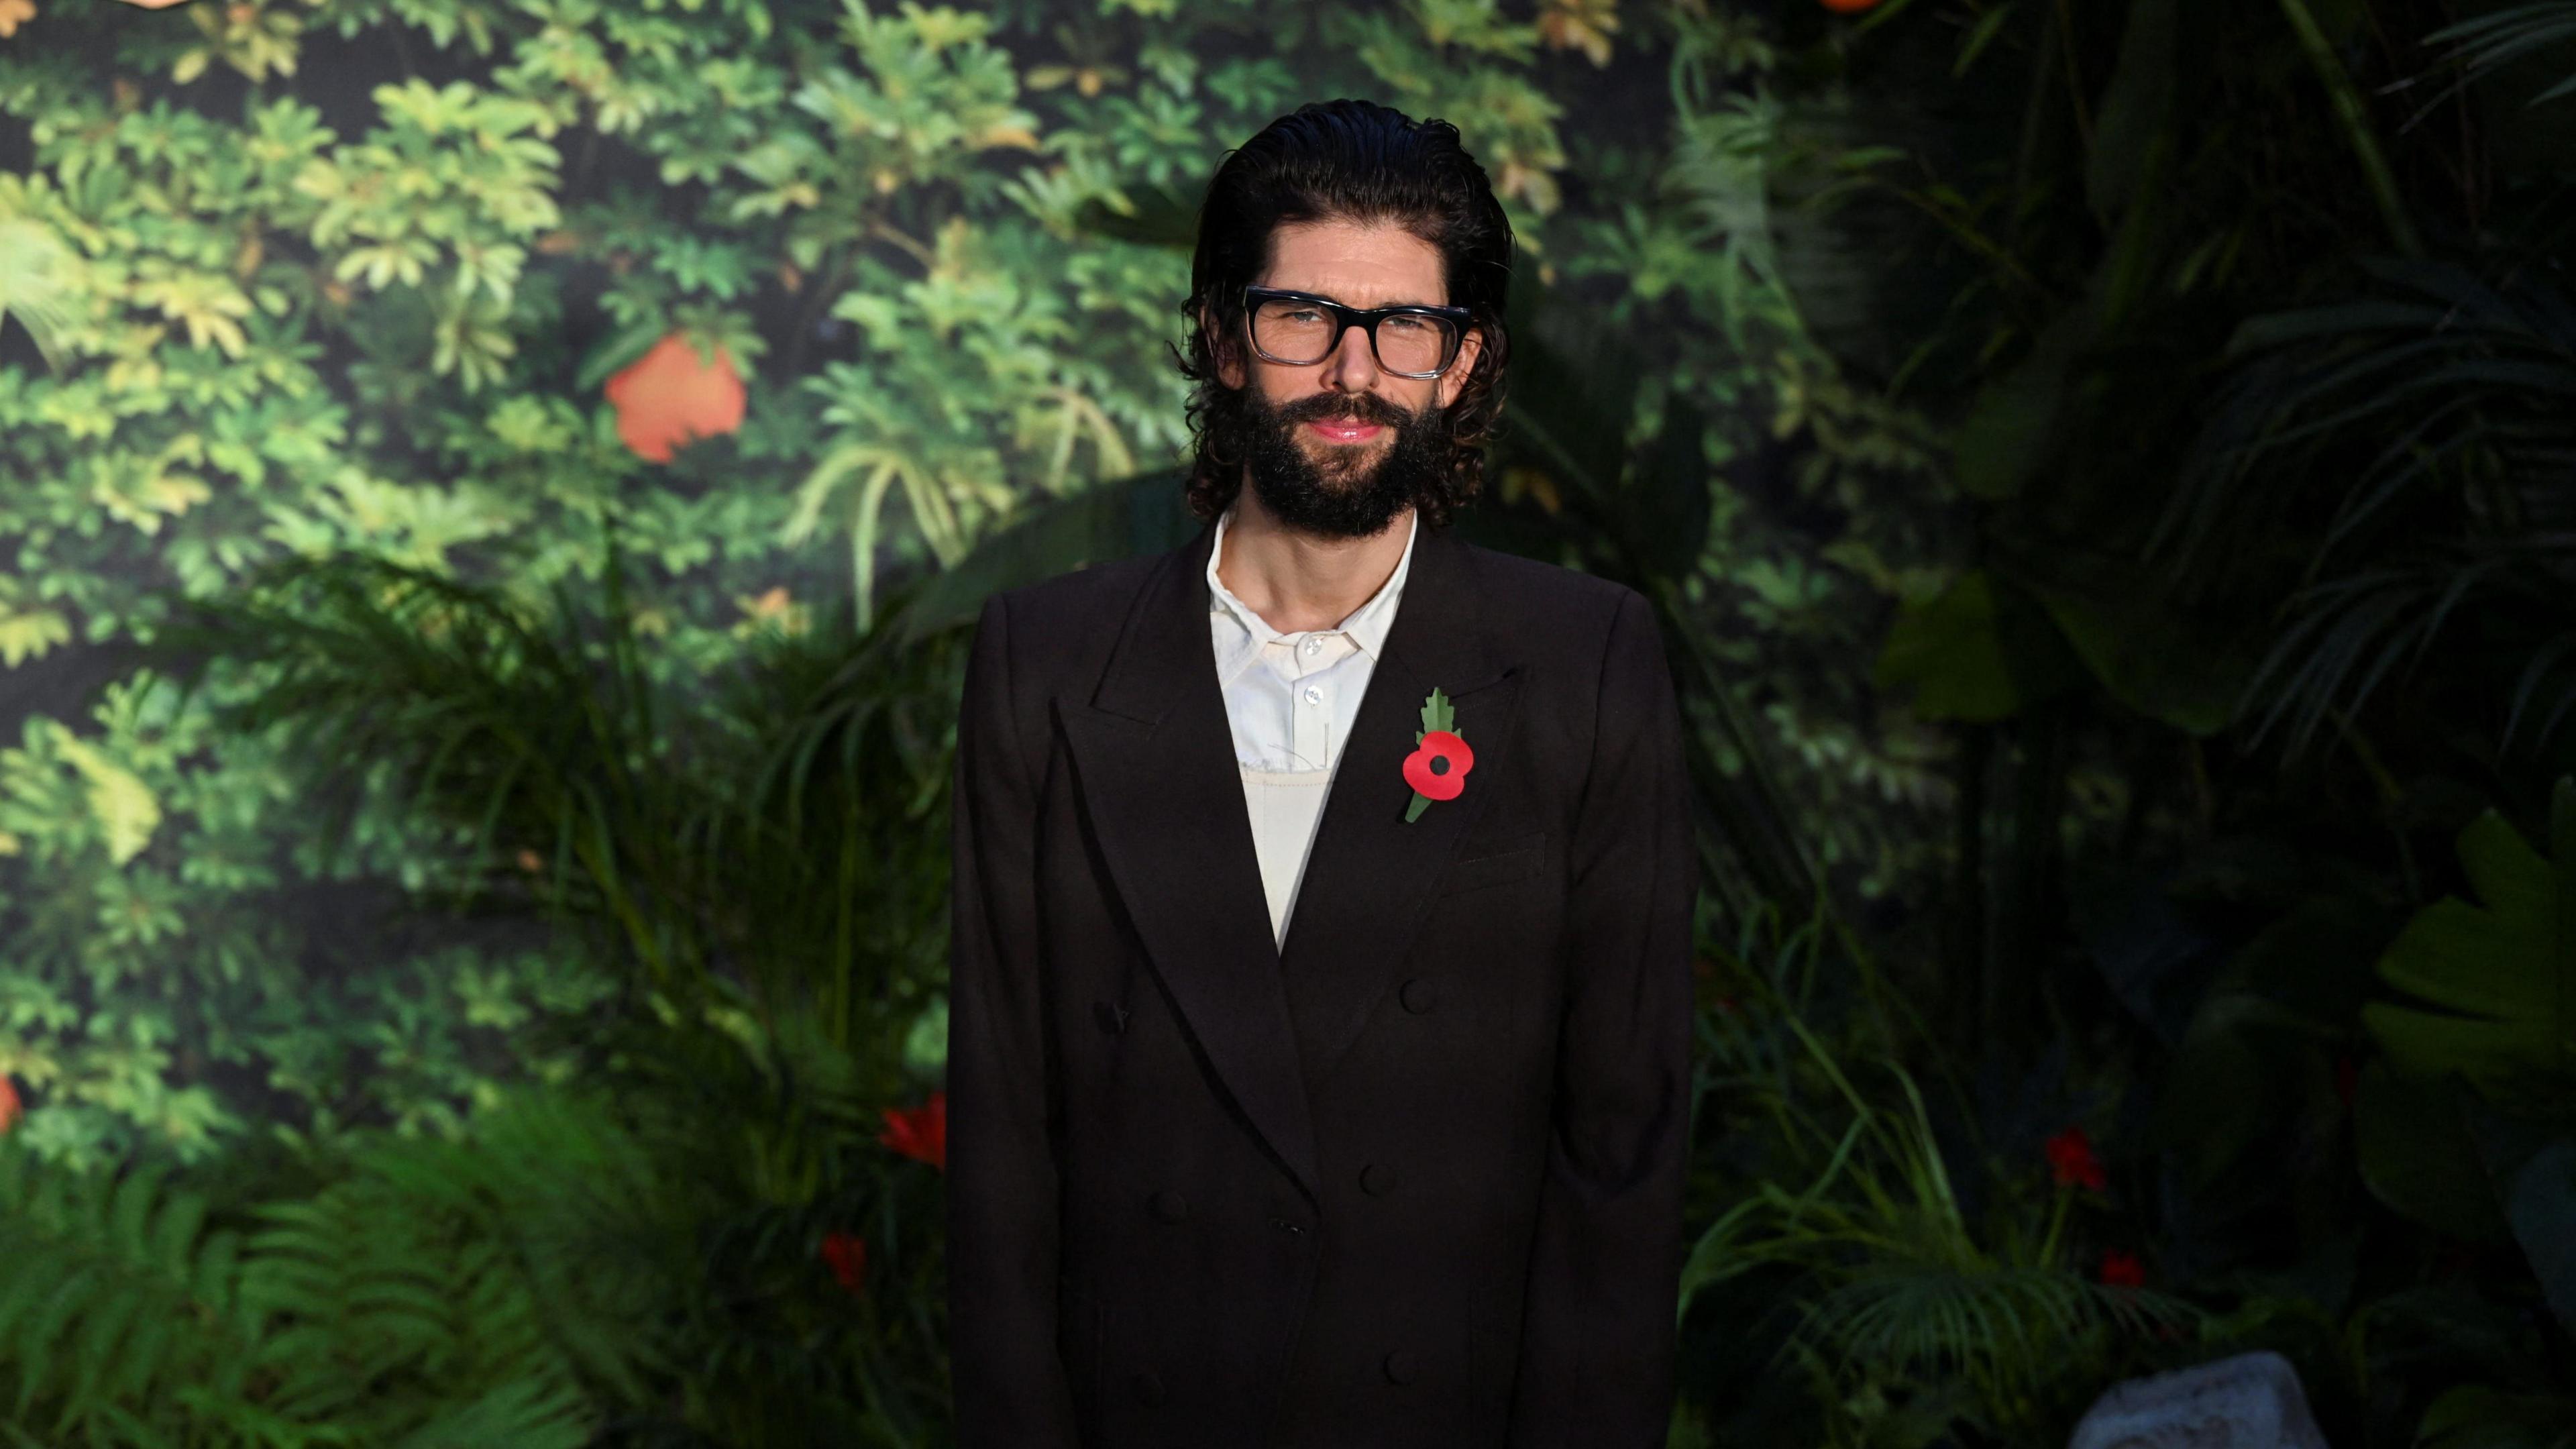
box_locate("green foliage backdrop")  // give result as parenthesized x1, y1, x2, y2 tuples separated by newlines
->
(0, 0, 1950, 1175)
(6, 0, 2576, 1443)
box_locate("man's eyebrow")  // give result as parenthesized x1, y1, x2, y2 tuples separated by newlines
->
(1277, 289, 1448, 310)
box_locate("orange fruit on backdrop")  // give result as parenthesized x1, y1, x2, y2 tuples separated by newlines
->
(603, 333, 747, 463)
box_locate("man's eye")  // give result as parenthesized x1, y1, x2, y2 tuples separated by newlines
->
(1385, 315, 1430, 333)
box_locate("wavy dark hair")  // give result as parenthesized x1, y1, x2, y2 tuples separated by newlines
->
(1173, 99, 1515, 531)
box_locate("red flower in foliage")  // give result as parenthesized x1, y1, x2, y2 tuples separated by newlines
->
(820, 1232, 867, 1296)
(2098, 1248, 2147, 1288)
(881, 1091, 947, 1171)
(2045, 1126, 2106, 1191)
(0, 1076, 19, 1135)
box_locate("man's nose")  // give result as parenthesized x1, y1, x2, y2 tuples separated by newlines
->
(1325, 323, 1381, 383)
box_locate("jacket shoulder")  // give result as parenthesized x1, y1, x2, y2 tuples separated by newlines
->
(1458, 541, 1646, 651)
(979, 549, 1169, 694)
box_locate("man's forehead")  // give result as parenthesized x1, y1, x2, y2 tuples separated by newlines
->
(1262, 222, 1448, 307)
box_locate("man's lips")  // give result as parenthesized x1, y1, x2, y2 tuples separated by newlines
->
(1307, 419, 1385, 441)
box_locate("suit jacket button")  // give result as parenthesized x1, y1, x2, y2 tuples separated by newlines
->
(1360, 1163, 1399, 1196)
(1383, 1350, 1416, 1385)
(1400, 978, 1438, 1014)
(1094, 1000, 1128, 1034)
(1150, 1189, 1189, 1222)
(1132, 1371, 1167, 1405)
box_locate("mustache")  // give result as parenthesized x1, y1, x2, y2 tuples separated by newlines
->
(1281, 395, 1411, 429)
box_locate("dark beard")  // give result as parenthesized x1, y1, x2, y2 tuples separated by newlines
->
(1238, 387, 1448, 539)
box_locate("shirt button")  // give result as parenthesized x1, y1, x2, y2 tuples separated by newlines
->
(1302, 685, 1323, 706)
(1302, 637, 1322, 655)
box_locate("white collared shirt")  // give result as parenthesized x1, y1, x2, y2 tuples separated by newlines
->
(1207, 500, 1418, 949)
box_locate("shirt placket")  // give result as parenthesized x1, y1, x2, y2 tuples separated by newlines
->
(1289, 632, 1346, 772)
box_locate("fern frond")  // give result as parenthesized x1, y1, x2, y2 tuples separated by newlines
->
(0, 1144, 260, 1442)
(1799, 1261, 2197, 1398)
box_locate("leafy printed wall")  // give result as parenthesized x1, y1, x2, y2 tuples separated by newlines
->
(0, 0, 1950, 1170)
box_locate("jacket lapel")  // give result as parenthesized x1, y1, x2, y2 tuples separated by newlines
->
(1055, 511, 1522, 1210)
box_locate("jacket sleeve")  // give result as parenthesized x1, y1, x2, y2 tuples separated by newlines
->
(946, 591, 1081, 1446)
(1505, 587, 1696, 1448)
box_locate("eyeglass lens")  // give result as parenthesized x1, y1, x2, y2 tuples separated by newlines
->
(1250, 298, 1457, 374)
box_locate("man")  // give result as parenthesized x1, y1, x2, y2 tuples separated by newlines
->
(947, 97, 1695, 1449)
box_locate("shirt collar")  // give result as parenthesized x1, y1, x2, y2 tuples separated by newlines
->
(1207, 499, 1418, 686)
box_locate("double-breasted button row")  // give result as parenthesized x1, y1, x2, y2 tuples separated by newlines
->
(1399, 977, 1438, 1014)
(1360, 1162, 1399, 1196)
(1383, 1350, 1417, 1385)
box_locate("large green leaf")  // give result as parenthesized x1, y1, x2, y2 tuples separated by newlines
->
(1950, 294, 2100, 502)
(2351, 1061, 2510, 1243)
(2364, 780, 2576, 1102)
(2084, 0, 2178, 229)
(1872, 569, 2086, 722)
(2153, 996, 2285, 1187)
(2417, 1383, 2576, 1449)
(893, 467, 1197, 647)
(2027, 568, 2245, 737)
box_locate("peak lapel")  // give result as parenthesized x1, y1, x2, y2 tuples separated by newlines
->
(1277, 521, 1521, 1082)
(1053, 513, 1521, 1210)
(1057, 519, 1322, 1203)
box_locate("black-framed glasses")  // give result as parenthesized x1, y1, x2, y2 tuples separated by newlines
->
(1241, 286, 1473, 379)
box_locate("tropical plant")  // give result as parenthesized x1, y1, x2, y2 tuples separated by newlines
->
(1674, 903, 2197, 1447)
(153, 529, 944, 1033)
(0, 1085, 671, 1447)
(0, 994, 955, 1447)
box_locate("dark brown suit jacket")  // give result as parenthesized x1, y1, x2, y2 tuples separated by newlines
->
(946, 510, 1695, 1448)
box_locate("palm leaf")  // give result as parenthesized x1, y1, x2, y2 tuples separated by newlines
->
(2155, 259, 2576, 753)
(2420, 2, 2576, 118)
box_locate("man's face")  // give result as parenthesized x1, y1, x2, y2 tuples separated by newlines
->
(1214, 219, 1485, 540)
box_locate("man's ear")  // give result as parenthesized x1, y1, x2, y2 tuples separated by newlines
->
(1436, 325, 1485, 411)
(1203, 303, 1244, 390)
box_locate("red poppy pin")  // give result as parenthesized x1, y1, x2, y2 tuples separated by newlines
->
(1402, 686, 1475, 823)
